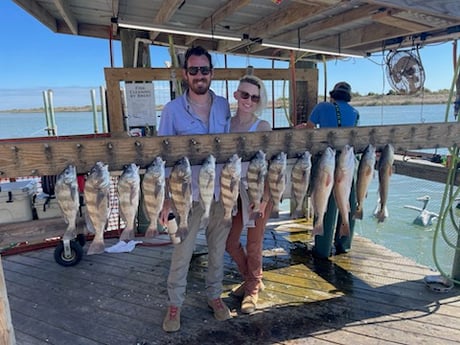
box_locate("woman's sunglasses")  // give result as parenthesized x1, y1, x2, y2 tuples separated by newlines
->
(238, 90, 260, 103)
(186, 66, 211, 76)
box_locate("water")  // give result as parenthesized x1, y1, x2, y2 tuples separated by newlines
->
(0, 103, 457, 270)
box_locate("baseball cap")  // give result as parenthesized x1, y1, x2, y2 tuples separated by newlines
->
(331, 82, 351, 97)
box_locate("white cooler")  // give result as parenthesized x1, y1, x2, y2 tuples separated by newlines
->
(0, 181, 37, 224)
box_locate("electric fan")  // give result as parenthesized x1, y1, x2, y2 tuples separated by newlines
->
(385, 50, 425, 95)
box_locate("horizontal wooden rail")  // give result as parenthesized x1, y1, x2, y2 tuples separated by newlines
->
(0, 122, 459, 178)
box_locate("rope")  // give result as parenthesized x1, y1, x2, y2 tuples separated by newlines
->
(431, 53, 460, 284)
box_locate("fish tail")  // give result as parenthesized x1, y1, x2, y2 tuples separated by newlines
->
(292, 209, 304, 219)
(375, 206, 388, 223)
(87, 238, 105, 255)
(312, 221, 324, 236)
(353, 206, 363, 220)
(339, 223, 350, 237)
(271, 210, 280, 218)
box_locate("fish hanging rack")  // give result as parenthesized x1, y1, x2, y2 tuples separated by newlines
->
(0, 122, 459, 178)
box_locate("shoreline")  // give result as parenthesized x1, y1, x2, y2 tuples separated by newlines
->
(0, 93, 451, 113)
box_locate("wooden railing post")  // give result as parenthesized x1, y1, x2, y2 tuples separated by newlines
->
(0, 255, 16, 345)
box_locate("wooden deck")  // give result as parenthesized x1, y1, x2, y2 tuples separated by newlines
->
(2, 214, 460, 345)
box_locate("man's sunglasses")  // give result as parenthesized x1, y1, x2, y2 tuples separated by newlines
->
(238, 90, 260, 103)
(186, 66, 212, 76)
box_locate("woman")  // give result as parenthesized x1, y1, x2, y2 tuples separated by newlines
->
(226, 75, 271, 314)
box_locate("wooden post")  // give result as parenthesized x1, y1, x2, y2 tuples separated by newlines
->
(0, 255, 16, 345)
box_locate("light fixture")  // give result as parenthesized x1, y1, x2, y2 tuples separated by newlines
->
(118, 21, 242, 42)
(261, 42, 363, 58)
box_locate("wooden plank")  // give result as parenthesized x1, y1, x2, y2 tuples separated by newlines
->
(0, 256, 15, 345)
(1, 122, 459, 177)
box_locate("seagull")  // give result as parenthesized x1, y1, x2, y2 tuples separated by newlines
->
(404, 195, 439, 227)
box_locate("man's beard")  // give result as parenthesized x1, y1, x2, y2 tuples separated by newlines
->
(189, 78, 211, 95)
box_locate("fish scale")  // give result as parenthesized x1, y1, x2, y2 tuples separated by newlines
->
(142, 156, 166, 238)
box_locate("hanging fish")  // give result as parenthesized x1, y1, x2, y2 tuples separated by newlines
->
(290, 151, 312, 219)
(333, 145, 356, 237)
(199, 154, 216, 227)
(311, 147, 336, 236)
(142, 156, 166, 238)
(84, 161, 111, 255)
(55, 164, 80, 241)
(246, 150, 268, 220)
(268, 152, 287, 218)
(374, 143, 394, 222)
(353, 144, 376, 220)
(118, 163, 140, 241)
(220, 154, 242, 222)
(169, 157, 193, 241)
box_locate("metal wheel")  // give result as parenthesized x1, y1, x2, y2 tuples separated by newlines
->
(54, 240, 83, 267)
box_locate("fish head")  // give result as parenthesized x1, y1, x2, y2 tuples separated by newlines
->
(204, 154, 216, 166)
(147, 156, 166, 174)
(58, 164, 77, 184)
(301, 151, 312, 168)
(121, 163, 140, 181)
(172, 157, 192, 179)
(227, 154, 242, 177)
(87, 161, 110, 186)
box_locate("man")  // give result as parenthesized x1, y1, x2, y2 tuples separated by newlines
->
(158, 46, 232, 332)
(300, 81, 359, 129)
(297, 82, 359, 257)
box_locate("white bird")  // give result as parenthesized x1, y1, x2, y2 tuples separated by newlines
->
(404, 195, 438, 227)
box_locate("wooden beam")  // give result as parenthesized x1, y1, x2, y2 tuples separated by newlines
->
(104, 67, 316, 135)
(13, 0, 57, 32)
(150, 0, 185, 41)
(373, 10, 435, 32)
(53, 0, 78, 35)
(367, 0, 460, 21)
(186, 0, 251, 46)
(0, 122, 458, 178)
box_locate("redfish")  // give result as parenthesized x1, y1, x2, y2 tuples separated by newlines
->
(311, 147, 336, 236)
(333, 145, 356, 237)
(374, 143, 394, 222)
(354, 144, 376, 220)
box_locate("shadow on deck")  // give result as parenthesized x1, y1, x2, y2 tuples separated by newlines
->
(2, 214, 460, 344)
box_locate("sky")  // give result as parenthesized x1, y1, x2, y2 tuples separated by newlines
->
(0, 1, 457, 110)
